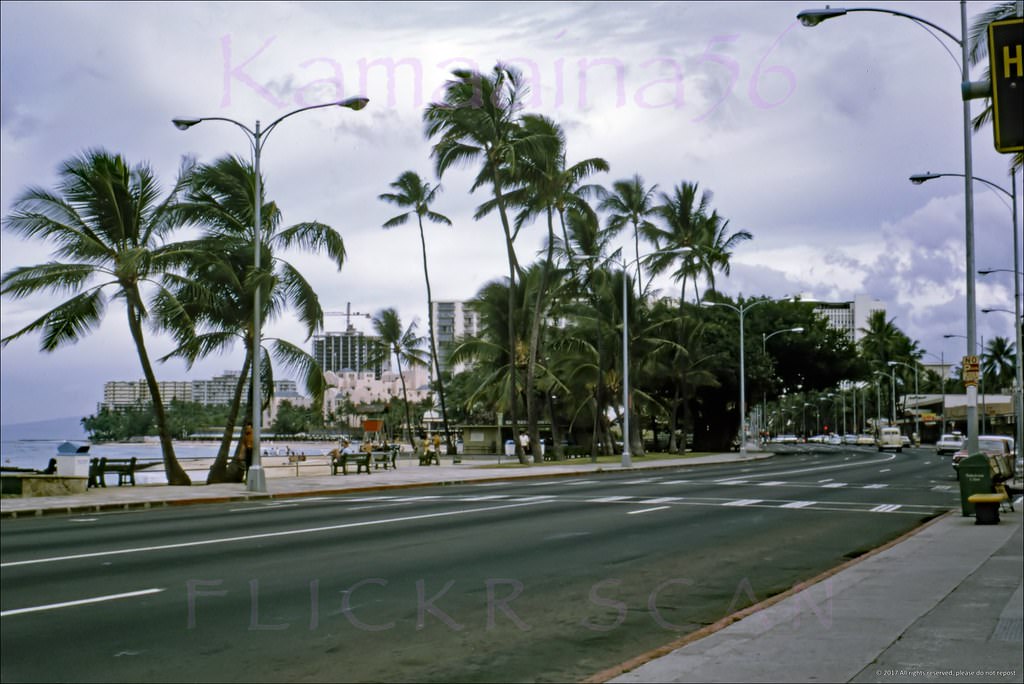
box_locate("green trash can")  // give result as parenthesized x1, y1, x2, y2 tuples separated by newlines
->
(957, 452, 994, 516)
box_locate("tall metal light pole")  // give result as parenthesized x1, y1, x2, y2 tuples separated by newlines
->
(575, 247, 689, 467)
(761, 327, 804, 442)
(912, 168, 1020, 460)
(798, 2, 980, 455)
(888, 360, 920, 440)
(173, 96, 369, 492)
(702, 296, 778, 454)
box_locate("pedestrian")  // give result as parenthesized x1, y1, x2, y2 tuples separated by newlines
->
(242, 420, 254, 481)
(520, 431, 530, 456)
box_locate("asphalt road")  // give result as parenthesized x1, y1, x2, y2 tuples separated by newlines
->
(1, 445, 959, 683)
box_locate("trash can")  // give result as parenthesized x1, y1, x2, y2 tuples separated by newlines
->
(504, 439, 516, 458)
(957, 452, 994, 517)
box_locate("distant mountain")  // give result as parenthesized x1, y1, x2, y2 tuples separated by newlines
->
(0, 416, 88, 442)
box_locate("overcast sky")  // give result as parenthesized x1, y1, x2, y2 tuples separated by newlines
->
(1, 1, 1020, 427)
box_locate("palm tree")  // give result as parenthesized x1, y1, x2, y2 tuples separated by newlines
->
(424, 63, 555, 463)
(982, 335, 1016, 392)
(599, 174, 659, 293)
(645, 181, 714, 304)
(378, 171, 454, 452)
(1, 150, 192, 484)
(690, 210, 752, 298)
(166, 155, 345, 483)
(367, 309, 427, 449)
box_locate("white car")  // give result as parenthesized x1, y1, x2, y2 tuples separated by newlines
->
(935, 433, 964, 456)
(876, 427, 903, 453)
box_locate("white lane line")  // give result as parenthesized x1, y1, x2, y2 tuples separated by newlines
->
(780, 501, 816, 509)
(723, 499, 763, 507)
(588, 496, 633, 503)
(509, 495, 557, 502)
(627, 506, 670, 515)
(70, 518, 98, 523)
(871, 504, 902, 513)
(756, 481, 786, 487)
(822, 483, 848, 488)
(659, 480, 692, 485)
(862, 484, 889, 489)
(230, 504, 300, 512)
(715, 479, 749, 485)
(564, 480, 599, 486)
(643, 497, 682, 504)
(0, 500, 554, 569)
(818, 478, 834, 483)
(879, 469, 892, 473)
(622, 478, 659, 484)
(455, 495, 510, 502)
(1, 588, 166, 617)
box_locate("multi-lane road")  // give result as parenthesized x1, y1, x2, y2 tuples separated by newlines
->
(1, 445, 959, 682)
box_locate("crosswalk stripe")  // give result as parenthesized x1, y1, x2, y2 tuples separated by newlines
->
(724, 499, 763, 506)
(870, 504, 902, 513)
(781, 501, 816, 508)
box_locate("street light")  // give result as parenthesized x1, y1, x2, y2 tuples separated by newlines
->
(702, 296, 780, 454)
(872, 370, 888, 430)
(574, 247, 690, 467)
(761, 326, 804, 441)
(888, 360, 920, 441)
(173, 96, 369, 492)
(911, 168, 1021, 462)
(799, 2, 980, 455)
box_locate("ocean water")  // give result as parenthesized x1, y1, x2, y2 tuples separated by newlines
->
(1, 437, 340, 484)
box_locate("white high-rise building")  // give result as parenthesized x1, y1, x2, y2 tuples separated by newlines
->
(431, 300, 480, 377)
(813, 295, 886, 342)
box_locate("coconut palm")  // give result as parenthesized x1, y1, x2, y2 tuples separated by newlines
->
(366, 308, 428, 449)
(165, 155, 345, 482)
(424, 63, 555, 463)
(645, 181, 714, 304)
(378, 171, 454, 451)
(1, 149, 192, 484)
(599, 174, 659, 293)
(982, 335, 1016, 392)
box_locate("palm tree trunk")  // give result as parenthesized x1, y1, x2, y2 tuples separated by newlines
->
(417, 217, 453, 454)
(207, 353, 251, 483)
(125, 296, 190, 486)
(394, 353, 415, 453)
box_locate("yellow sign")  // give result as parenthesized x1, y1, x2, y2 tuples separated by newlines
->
(989, 18, 1024, 152)
(963, 354, 980, 386)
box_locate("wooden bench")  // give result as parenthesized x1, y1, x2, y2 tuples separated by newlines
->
(967, 492, 1008, 525)
(88, 457, 138, 488)
(373, 447, 398, 471)
(419, 450, 440, 466)
(330, 450, 370, 475)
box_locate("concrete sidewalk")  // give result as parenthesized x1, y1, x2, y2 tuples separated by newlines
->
(3, 452, 1021, 684)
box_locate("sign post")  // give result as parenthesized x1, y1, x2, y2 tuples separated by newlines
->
(988, 18, 1024, 153)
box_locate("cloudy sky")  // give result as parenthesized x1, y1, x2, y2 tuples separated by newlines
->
(1, 1, 1020, 427)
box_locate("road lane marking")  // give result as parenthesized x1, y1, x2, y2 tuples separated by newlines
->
(715, 479, 749, 485)
(455, 495, 510, 502)
(622, 478, 659, 484)
(563, 479, 599, 486)
(756, 481, 786, 487)
(0, 500, 555, 569)
(643, 497, 682, 504)
(588, 496, 633, 503)
(862, 484, 889, 489)
(822, 483, 848, 488)
(871, 504, 902, 513)
(659, 480, 692, 485)
(879, 469, 892, 473)
(509, 495, 557, 502)
(1, 588, 166, 617)
(724, 499, 763, 506)
(780, 501, 816, 508)
(627, 506, 670, 515)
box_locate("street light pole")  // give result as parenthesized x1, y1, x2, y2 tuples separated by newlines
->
(173, 96, 369, 492)
(912, 167, 1021, 461)
(889, 360, 920, 440)
(798, 2, 979, 455)
(761, 326, 804, 443)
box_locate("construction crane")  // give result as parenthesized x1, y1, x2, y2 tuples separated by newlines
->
(324, 302, 371, 331)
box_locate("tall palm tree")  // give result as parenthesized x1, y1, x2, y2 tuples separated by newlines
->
(690, 210, 752, 298)
(982, 335, 1016, 392)
(166, 155, 345, 482)
(378, 171, 454, 452)
(367, 308, 427, 449)
(599, 174, 659, 293)
(424, 63, 555, 463)
(1, 149, 192, 484)
(645, 181, 714, 304)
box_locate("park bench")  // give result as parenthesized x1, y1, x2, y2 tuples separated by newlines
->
(419, 450, 441, 466)
(373, 446, 399, 471)
(330, 450, 370, 475)
(88, 457, 138, 488)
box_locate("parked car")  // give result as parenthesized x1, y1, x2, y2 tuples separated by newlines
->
(951, 436, 1014, 476)
(857, 434, 875, 446)
(935, 433, 965, 455)
(900, 435, 911, 447)
(876, 427, 903, 453)
(843, 434, 859, 445)
(772, 434, 799, 444)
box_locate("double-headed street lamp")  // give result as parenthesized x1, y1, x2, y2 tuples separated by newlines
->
(888, 360, 920, 440)
(576, 248, 689, 467)
(173, 96, 369, 492)
(798, 2, 981, 455)
(702, 296, 777, 454)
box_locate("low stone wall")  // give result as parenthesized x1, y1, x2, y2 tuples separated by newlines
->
(1, 474, 88, 498)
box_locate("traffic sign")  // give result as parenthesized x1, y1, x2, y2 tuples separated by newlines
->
(963, 355, 980, 387)
(988, 17, 1024, 153)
